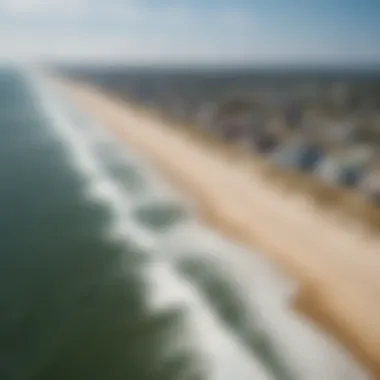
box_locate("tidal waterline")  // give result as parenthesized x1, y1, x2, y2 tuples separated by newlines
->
(0, 67, 369, 379)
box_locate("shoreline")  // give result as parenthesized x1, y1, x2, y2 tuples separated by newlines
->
(57, 78, 380, 376)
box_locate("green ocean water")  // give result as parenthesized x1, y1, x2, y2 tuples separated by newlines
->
(0, 67, 369, 380)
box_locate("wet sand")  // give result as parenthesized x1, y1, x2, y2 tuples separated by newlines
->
(57, 79, 380, 376)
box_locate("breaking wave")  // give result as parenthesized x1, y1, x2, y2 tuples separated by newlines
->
(0, 67, 368, 379)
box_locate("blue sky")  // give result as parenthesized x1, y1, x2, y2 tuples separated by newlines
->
(0, 0, 379, 65)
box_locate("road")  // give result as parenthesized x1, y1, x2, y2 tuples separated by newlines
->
(57, 79, 380, 376)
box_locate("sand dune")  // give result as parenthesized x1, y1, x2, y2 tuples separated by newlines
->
(56, 79, 380, 376)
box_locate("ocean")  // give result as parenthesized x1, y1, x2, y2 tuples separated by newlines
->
(0, 66, 370, 379)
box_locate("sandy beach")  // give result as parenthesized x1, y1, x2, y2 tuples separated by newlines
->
(57, 79, 380, 376)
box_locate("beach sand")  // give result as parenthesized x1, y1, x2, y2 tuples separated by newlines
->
(56, 79, 380, 376)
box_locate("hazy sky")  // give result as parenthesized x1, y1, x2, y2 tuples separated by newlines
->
(0, 0, 379, 65)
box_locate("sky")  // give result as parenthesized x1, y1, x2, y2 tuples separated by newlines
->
(0, 0, 379, 66)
